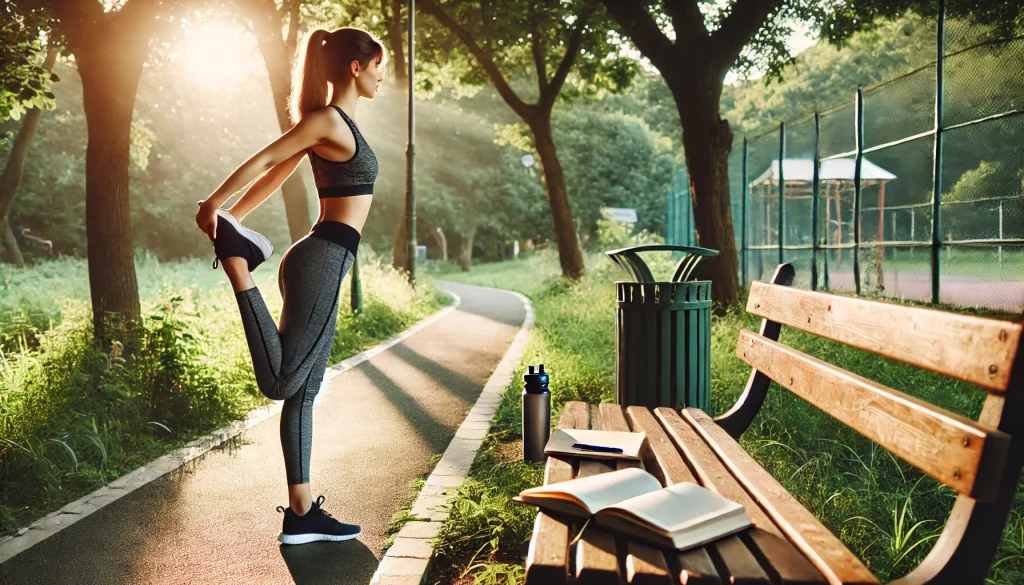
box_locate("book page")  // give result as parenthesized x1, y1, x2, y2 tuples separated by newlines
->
(599, 482, 745, 534)
(516, 468, 661, 515)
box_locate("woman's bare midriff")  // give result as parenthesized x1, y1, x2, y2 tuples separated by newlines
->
(316, 196, 373, 234)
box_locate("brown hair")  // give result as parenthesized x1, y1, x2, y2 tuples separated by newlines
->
(288, 27, 388, 124)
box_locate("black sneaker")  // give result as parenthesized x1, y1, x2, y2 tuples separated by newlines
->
(211, 209, 273, 271)
(277, 495, 361, 545)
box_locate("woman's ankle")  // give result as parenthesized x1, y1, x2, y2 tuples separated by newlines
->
(288, 483, 313, 516)
(222, 257, 255, 292)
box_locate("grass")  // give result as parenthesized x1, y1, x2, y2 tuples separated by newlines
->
(426, 247, 1023, 585)
(0, 244, 451, 537)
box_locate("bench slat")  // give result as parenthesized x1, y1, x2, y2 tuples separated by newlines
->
(526, 402, 589, 585)
(683, 408, 879, 585)
(625, 541, 673, 585)
(600, 404, 672, 585)
(655, 408, 826, 584)
(708, 535, 771, 584)
(674, 548, 723, 585)
(599, 403, 644, 471)
(746, 282, 1021, 392)
(625, 406, 769, 584)
(736, 330, 1010, 500)
(625, 406, 697, 485)
(575, 526, 622, 585)
(575, 419, 621, 585)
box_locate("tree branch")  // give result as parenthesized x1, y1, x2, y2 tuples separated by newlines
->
(599, 0, 679, 77)
(286, 0, 301, 53)
(530, 9, 549, 95)
(662, 0, 707, 40)
(711, 0, 781, 74)
(544, 0, 597, 105)
(50, 0, 106, 47)
(419, 0, 534, 120)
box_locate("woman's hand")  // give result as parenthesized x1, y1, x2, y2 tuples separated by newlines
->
(196, 199, 219, 242)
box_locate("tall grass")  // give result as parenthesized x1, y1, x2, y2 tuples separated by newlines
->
(0, 246, 449, 537)
(430, 249, 1023, 585)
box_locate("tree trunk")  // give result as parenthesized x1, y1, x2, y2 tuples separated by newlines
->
(432, 226, 447, 261)
(458, 224, 476, 271)
(253, 0, 312, 242)
(75, 25, 145, 338)
(383, 0, 408, 85)
(674, 81, 740, 310)
(530, 113, 584, 281)
(0, 46, 57, 266)
(391, 206, 411, 274)
(1, 219, 24, 266)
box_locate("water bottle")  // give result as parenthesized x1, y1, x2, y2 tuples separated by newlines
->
(522, 364, 551, 462)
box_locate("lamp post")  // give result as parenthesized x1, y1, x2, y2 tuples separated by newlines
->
(405, 0, 417, 285)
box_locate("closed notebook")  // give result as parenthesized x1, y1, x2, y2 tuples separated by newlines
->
(513, 467, 752, 551)
(543, 429, 646, 461)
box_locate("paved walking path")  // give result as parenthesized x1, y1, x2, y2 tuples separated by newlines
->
(0, 280, 526, 585)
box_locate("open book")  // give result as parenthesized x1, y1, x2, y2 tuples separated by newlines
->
(514, 467, 752, 551)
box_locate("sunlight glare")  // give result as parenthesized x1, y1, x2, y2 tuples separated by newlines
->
(177, 21, 260, 92)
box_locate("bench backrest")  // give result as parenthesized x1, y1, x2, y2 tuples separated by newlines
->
(724, 263, 1023, 584)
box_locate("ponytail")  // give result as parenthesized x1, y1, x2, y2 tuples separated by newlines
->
(288, 28, 389, 124)
(289, 29, 330, 124)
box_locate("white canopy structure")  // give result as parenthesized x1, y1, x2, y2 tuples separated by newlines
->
(748, 158, 898, 267)
(751, 158, 897, 186)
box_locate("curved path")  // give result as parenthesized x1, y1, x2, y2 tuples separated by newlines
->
(0, 280, 525, 585)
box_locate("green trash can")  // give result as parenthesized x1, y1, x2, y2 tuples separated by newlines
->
(606, 245, 718, 411)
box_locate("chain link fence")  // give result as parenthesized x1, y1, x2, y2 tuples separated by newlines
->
(666, 6, 1024, 313)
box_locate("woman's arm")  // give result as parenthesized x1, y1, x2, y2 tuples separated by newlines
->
(196, 108, 342, 240)
(228, 151, 306, 221)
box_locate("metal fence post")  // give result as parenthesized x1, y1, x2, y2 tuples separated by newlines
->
(854, 88, 864, 295)
(931, 0, 946, 304)
(778, 122, 786, 265)
(684, 182, 691, 246)
(741, 136, 748, 286)
(998, 198, 1004, 276)
(666, 177, 674, 245)
(812, 112, 821, 290)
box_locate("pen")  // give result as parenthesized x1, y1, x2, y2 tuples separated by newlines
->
(572, 442, 624, 454)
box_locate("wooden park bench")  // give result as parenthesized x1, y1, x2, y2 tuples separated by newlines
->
(525, 263, 1023, 585)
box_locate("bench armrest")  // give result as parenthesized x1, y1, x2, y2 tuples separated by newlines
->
(714, 262, 795, 438)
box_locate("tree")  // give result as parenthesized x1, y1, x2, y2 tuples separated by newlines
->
(600, 0, 1024, 310)
(418, 0, 636, 281)
(599, 0, 805, 309)
(44, 0, 178, 339)
(235, 0, 313, 243)
(0, 44, 58, 266)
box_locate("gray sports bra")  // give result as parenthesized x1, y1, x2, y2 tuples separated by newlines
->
(308, 105, 378, 198)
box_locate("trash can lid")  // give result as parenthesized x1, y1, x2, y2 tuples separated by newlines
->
(605, 245, 718, 283)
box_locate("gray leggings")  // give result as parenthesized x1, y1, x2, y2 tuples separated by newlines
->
(235, 234, 355, 484)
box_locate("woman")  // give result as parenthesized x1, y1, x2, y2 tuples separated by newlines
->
(195, 27, 385, 545)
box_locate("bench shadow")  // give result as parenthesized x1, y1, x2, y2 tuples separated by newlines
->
(387, 343, 482, 404)
(359, 360, 459, 453)
(279, 539, 378, 585)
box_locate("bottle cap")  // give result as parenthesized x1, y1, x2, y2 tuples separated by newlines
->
(523, 363, 549, 394)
